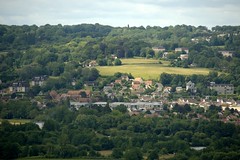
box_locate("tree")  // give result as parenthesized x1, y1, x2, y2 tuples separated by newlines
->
(124, 148, 143, 160)
(147, 150, 159, 160)
(160, 73, 172, 86)
(112, 148, 123, 159)
(114, 104, 128, 113)
(114, 58, 122, 66)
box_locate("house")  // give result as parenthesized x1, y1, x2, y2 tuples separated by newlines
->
(155, 83, 163, 92)
(180, 54, 189, 60)
(103, 85, 113, 94)
(186, 81, 196, 93)
(152, 46, 165, 52)
(49, 90, 60, 100)
(35, 122, 44, 130)
(132, 81, 141, 90)
(9, 81, 29, 93)
(218, 51, 233, 57)
(67, 90, 91, 98)
(176, 87, 183, 92)
(175, 47, 189, 54)
(66, 90, 92, 102)
(162, 52, 169, 58)
(209, 82, 234, 95)
(144, 80, 153, 89)
(121, 75, 129, 81)
(131, 77, 144, 90)
(134, 77, 144, 84)
(115, 79, 122, 84)
(30, 75, 48, 86)
(88, 60, 97, 67)
(163, 87, 172, 94)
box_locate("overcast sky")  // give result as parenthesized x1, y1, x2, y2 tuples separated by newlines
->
(0, 0, 240, 28)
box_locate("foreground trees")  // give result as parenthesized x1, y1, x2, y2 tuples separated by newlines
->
(1, 99, 240, 159)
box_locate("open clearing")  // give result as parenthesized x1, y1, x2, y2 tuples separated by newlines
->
(96, 58, 211, 80)
(0, 119, 31, 125)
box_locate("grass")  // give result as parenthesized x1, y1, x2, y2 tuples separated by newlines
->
(96, 58, 211, 80)
(0, 119, 31, 125)
(98, 150, 112, 156)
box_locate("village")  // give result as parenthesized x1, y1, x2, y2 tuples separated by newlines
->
(1, 71, 240, 126)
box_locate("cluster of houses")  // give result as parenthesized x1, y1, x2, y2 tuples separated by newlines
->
(152, 46, 234, 60)
(3, 75, 48, 94)
(1, 73, 235, 100)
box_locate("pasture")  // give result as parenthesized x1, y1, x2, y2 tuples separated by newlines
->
(0, 119, 31, 125)
(96, 58, 211, 80)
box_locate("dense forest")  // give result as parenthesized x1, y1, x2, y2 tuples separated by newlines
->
(1, 24, 240, 159)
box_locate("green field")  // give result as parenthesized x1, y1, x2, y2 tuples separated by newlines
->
(96, 58, 211, 80)
(0, 119, 31, 125)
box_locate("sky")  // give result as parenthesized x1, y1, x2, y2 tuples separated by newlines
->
(0, 0, 240, 28)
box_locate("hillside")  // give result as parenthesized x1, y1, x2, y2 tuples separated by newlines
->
(1, 24, 240, 160)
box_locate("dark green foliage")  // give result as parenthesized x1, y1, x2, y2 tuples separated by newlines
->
(147, 150, 159, 160)
(124, 148, 143, 160)
(112, 148, 123, 159)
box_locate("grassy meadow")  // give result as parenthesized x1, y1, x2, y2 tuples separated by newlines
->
(96, 58, 211, 80)
(0, 119, 31, 125)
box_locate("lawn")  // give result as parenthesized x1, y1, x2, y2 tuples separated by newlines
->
(96, 58, 211, 80)
(0, 119, 31, 125)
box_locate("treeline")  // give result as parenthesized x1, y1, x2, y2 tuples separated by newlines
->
(1, 99, 240, 159)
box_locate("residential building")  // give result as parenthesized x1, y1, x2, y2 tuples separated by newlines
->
(176, 87, 183, 92)
(218, 51, 233, 57)
(88, 60, 97, 67)
(134, 77, 144, 83)
(175, 47, 189, 54)
(152, 46, 165, 52)
(132, 81, 141, 90)
(121, 75, 129, 81)
(210, 82, 234, 95)
(144, 80, 153, 89)
(180, 54, 189, 60)
(162, 52, 169, 58)
(30, 75, 48, 86)
(9, 81, 29, 93)
(186, 81, 196, 93)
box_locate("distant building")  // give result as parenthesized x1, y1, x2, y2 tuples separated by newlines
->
(152, 46, 166, 52)
(210, 82, 234, 95)
(180, 54, 189, 60)
(132, 81, 141, 90)
(144, 80, 153, 89)
(175, 47, 189, 54)
(88, 60, 97, 67)
(121, 75, 129, 81)
(134, 77, 144, 84)
(30, 75, 48, 86)
(176, 87, 183, 92)
(35, 122, 44, 130)
(186, 81, 196, 93)
(103, 85, 113, 94)
(9, 81, 30, 93)
(115, 79, 122, 84)
(218, 51, 233, 57)
(162, 52, 169, 58)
